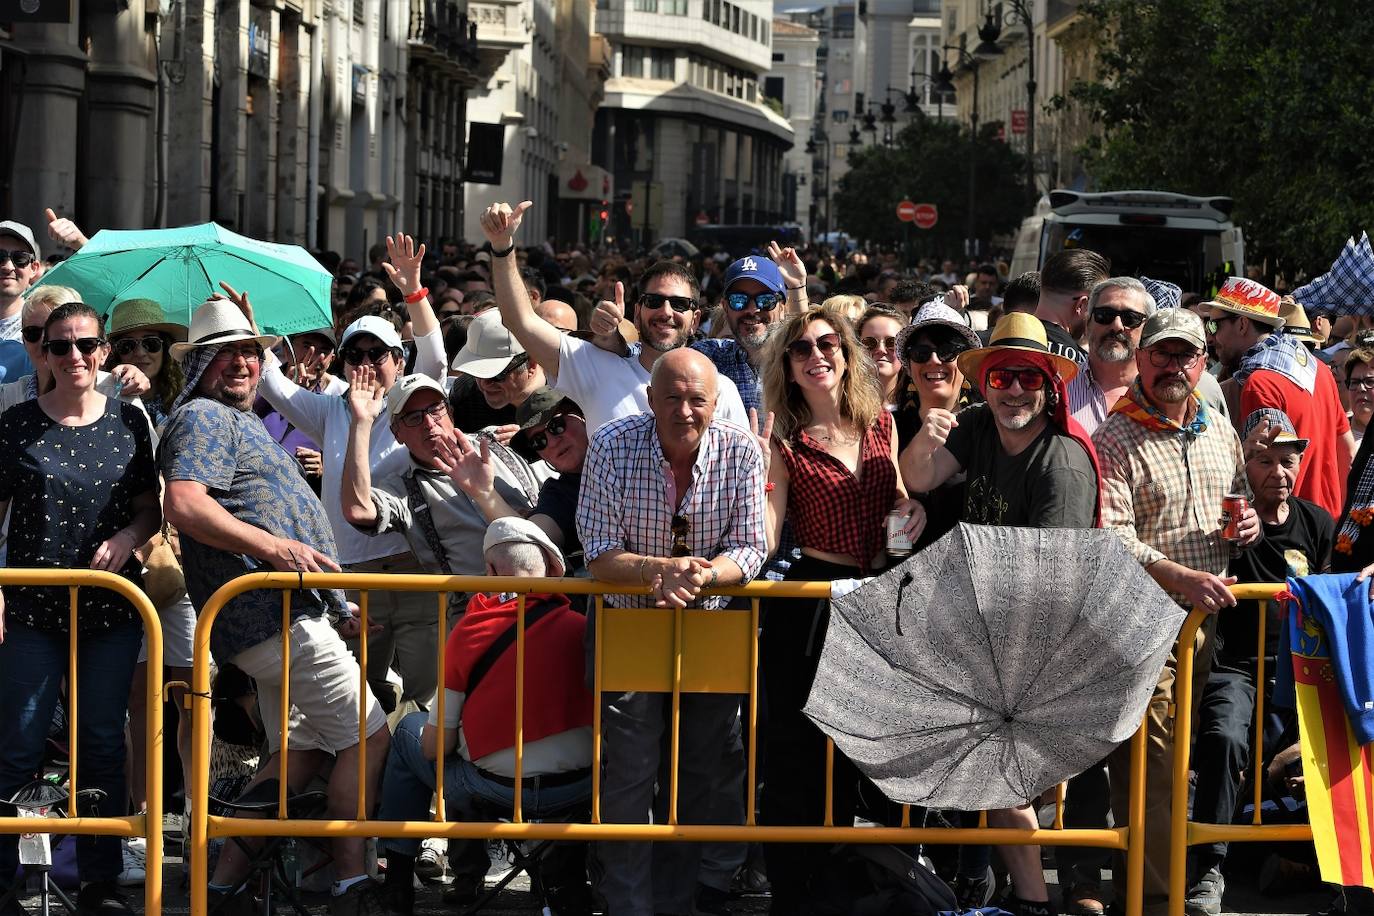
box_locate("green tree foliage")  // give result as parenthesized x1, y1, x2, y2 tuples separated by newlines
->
(832, 116, 1031, 252)
(1066, 0, 1374, 278)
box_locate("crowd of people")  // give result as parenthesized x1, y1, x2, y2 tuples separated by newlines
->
(0, 202, 1371, 916)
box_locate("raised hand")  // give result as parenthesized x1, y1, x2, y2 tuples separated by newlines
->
(217, 282, 260, 334)
(383, 233, 426, 298)
(748, 407, 774, 474)
(944, 284, 970, 312)
(432, 430, 495, 496)
(345, 364, 385, 423)
(766, 241, 806, 289)
(592, 281, 626, 337)
(915, 407, 958, 452)
(479, 200, 533, 249)
(45, 207, 88, 251)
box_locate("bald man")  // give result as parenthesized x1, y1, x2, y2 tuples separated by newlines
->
(576, 346, 768, 916)
(534, 297, 578, 333)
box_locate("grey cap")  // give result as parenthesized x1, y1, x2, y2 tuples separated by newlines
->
(1242, 407, 1309, 453)
(483, 516, 566, 578)
(1140, 307, 1206, 351)
(0, 220, 40, 259)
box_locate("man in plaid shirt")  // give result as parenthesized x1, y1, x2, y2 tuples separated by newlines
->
(576, 348, 767, 916)
(1092, 308, 1260, 915)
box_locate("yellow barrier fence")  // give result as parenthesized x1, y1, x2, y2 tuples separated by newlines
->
(0, 569, 164, 916)
(1169, 583, 1311, 916)
(188, 572, 1150, 916)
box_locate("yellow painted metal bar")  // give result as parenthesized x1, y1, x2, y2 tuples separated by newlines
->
(592, 594, 604, 825)
(68, 587, 78, 819)
(1252, 603, 1267, 825)
(669, 602, 683, 826)
(279, 591, 291, 820)
(746, 596, 760, 827)
(1054, 782, 1066, 830)
(978, 809, 988, 829)
(900, 805, 911, 828)
(514, 593, 527, 823)
(1168, 609, 1204, 916)
(823, 739, 834, 827)
(358, 590, 370, 820)
(1126, 712, 1147, 916)
(435, 591, 447, 823)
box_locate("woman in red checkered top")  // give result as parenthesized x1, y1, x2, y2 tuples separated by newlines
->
(752, 302, 926, 911)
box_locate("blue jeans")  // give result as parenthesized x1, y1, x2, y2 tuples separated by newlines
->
(377, 712, 591, 879)
(0, 621, 141, 887)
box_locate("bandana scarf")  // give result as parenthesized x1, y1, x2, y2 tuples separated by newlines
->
(168, 344, 223, 415)
(1336, 454, 1374, 557)
(1110, 377, 1209, 437)
(981, 349, 1103, 526)
(1233, 332, 1318, 394)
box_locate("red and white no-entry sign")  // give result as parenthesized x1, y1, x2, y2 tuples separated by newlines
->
(896, 200, 917, 222)
(913, 203, 938, 229)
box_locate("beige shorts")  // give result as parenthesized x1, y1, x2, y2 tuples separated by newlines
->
(138, 593, 197, 668)
(231, 615, 388, 755)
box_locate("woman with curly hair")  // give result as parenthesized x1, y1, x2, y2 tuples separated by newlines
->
(755, 303, 925, 912)
(104, 298, 187, 428)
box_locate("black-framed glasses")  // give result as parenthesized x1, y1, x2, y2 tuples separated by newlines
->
(43, 337, 106, 356)
(638, 293, 697, 314)
(489, 353, 529, 384)
(906, 343, 966, 364)
(21, 325, 44, 344)
(341, 345, 394, 366)
(1205, 316, 1238, 335)
(397, 401, 448, 428)
(1348, 377, 1374, 391)
(1145, 348, 1203, 370)
(861, 335, 898, 353)
(112, 335, 165, 357)
(785, 333, 842, 361)
(0, 249, 34, 269)
(670, 514, 691, 558)
(527, 414, 573, 452)
(725, 291, 783, 312)
(985, 368, 1047, 391)
(1092, 306, 1147, 329)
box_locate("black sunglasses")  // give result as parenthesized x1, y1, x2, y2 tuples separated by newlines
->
(113, 335, 165, 357)
(489, 354, 529, 384)
(638, 293, 697, 314)
(21, 325, 44, 344)
(725, 291, 783, 312)
(785, 333, 842, 361)
(906, 343, 967, 364)
(0, 249, 34, 269)
(43, 337, 106, 356)
(1091, 306, 1147, 329)
(527, 414, 575, 452)
(341, 345, 395, 366)
(670, 514, 691, 558)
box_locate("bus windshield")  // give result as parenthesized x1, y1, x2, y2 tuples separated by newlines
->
(1046, 222, 1225, 293)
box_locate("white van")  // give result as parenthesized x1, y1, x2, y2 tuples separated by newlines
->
(1009, 190, 1245, 294)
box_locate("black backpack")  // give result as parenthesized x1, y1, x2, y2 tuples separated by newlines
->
(804, 844, 960, 916)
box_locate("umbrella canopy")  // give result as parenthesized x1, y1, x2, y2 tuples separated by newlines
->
(32, 223, 333, 337)
(804, 523, 1184, 810)
(649, 237, 700, 260)
(1291, 232, 1374, 318)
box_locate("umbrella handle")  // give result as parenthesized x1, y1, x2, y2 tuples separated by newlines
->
(894, 572, 913, 636)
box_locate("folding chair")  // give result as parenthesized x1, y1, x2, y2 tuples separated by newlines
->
(458, 795, 593, 916)
(0, 779, 106, 916)
(206, 779, 328, 916)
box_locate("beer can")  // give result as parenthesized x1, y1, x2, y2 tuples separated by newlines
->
(887, 509, 914, 557)
(1221, 493, 1248, 541)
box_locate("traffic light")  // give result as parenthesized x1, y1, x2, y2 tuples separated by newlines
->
(599, 199, 609, 222)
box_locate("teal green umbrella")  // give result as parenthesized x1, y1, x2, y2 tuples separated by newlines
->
(32, 223, 333, 337)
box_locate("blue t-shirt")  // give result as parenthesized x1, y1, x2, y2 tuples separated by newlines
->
(159, 396, 345, 660)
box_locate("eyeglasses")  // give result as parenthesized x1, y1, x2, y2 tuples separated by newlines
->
(212, 344, 264, 363)
(906, 343, 966, 364)
(1091, 306, 1147, 329)
(112, 335, 165, 357)
(488, 354, 529, 384)
(396, 401, 448, 428)
(985, 368, 1047, 391)
(1145, 348, 1203, 370)
(21, 325, 44, 344)
(0, 249, 34, 269)
(637, 293, 697, 314)
(785, 333, 842, 361)
(42, 337, 106, 356)
(527, 414, 573, 452)
(725, 291, 783, 312)
(1348, 377, 1374, 391)
(670, 514, 691, 558)
(860, 335, 898, 353)
(341, 345, 395, 365)
(1205, 316, 1238, 335)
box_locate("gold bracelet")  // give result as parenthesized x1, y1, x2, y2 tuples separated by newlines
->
(638, 555, 651, 584)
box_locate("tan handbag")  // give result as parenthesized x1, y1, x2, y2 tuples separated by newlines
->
(141, 527, 187, 611)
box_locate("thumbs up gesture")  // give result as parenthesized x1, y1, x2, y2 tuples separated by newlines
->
(45, 207, 88, 251)
(592, 281, 627, 337)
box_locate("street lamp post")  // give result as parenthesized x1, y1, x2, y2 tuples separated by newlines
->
(938, 17, 1002, 254)
(980, 1, 1037, 201)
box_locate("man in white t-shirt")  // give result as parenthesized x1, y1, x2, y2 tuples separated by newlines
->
(478, 200, 749, 434)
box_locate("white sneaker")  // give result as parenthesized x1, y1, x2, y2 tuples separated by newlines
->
(117, 837, 147, 886)
(416, 838, 447, 881)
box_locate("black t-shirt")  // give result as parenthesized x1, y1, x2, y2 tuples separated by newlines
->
(943, 403, 1097, 528)
(1041, 319, 1087, 367)
(448, 374, 517, 434)
(534, 472, 583, 571)
(1220, 496, 1334, 669)
(1332, 432, 1374, 574)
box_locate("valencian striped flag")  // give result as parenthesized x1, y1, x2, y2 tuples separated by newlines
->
(1287, 604, 1374, 888)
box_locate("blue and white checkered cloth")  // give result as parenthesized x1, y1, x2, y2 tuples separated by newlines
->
(1292, 231, 1374, 316)
(1139, 276, 1181, 311)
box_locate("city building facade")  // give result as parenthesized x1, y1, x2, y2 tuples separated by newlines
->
(768, 18, 819, 230)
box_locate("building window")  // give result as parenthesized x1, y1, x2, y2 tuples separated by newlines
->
(761, 21, 768, 43)
(633, 0, 657, 11)
(764, 75, 784, 102)
(623, 44, 646, 77)
(651, 47, 675, 78)
(832, 5, 854, 38)
(772, 51, 783, 62)
(731, 5, 740, 32)
(746, 82, 756, 102)
(662, 0, 686, 13)
(832, 109, 849, 123)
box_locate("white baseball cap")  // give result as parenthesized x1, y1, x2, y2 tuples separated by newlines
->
(451, 309, 526, 378)
(340, 314, 403, 351)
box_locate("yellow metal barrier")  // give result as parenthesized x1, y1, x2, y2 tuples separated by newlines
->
(188, 572, 1149, 916)
(0, 569, 163, 916)
(1169, 583, 1311, 916)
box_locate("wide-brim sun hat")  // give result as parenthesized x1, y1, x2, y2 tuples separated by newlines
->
(108, 297, 188, 341)
(1205, 276, 1285, 329)
(169, 297, 279, 361)
(956, 312, 1079, 384)
(451, 308, 527, 378)
(1279, 297, 1323, 343)
(896, 300, 982, 362)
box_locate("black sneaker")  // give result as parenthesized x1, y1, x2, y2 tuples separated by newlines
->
(442, 874, 480, 906)
(693, 883, 731, 916)
(76, 882, 134, 916)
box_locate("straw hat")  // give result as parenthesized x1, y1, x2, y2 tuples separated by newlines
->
(169, 297, 279, 361)
(1204, 277, 1284, 329)
(1279, 297, 1324, 343)
(108, 298, 188, 341)
(956, 312, 1080, 383)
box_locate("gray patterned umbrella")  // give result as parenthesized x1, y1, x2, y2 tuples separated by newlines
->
(803, 523, 1184, 810)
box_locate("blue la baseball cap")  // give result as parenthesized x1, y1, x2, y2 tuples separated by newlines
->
(723, 255, 785, 294)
